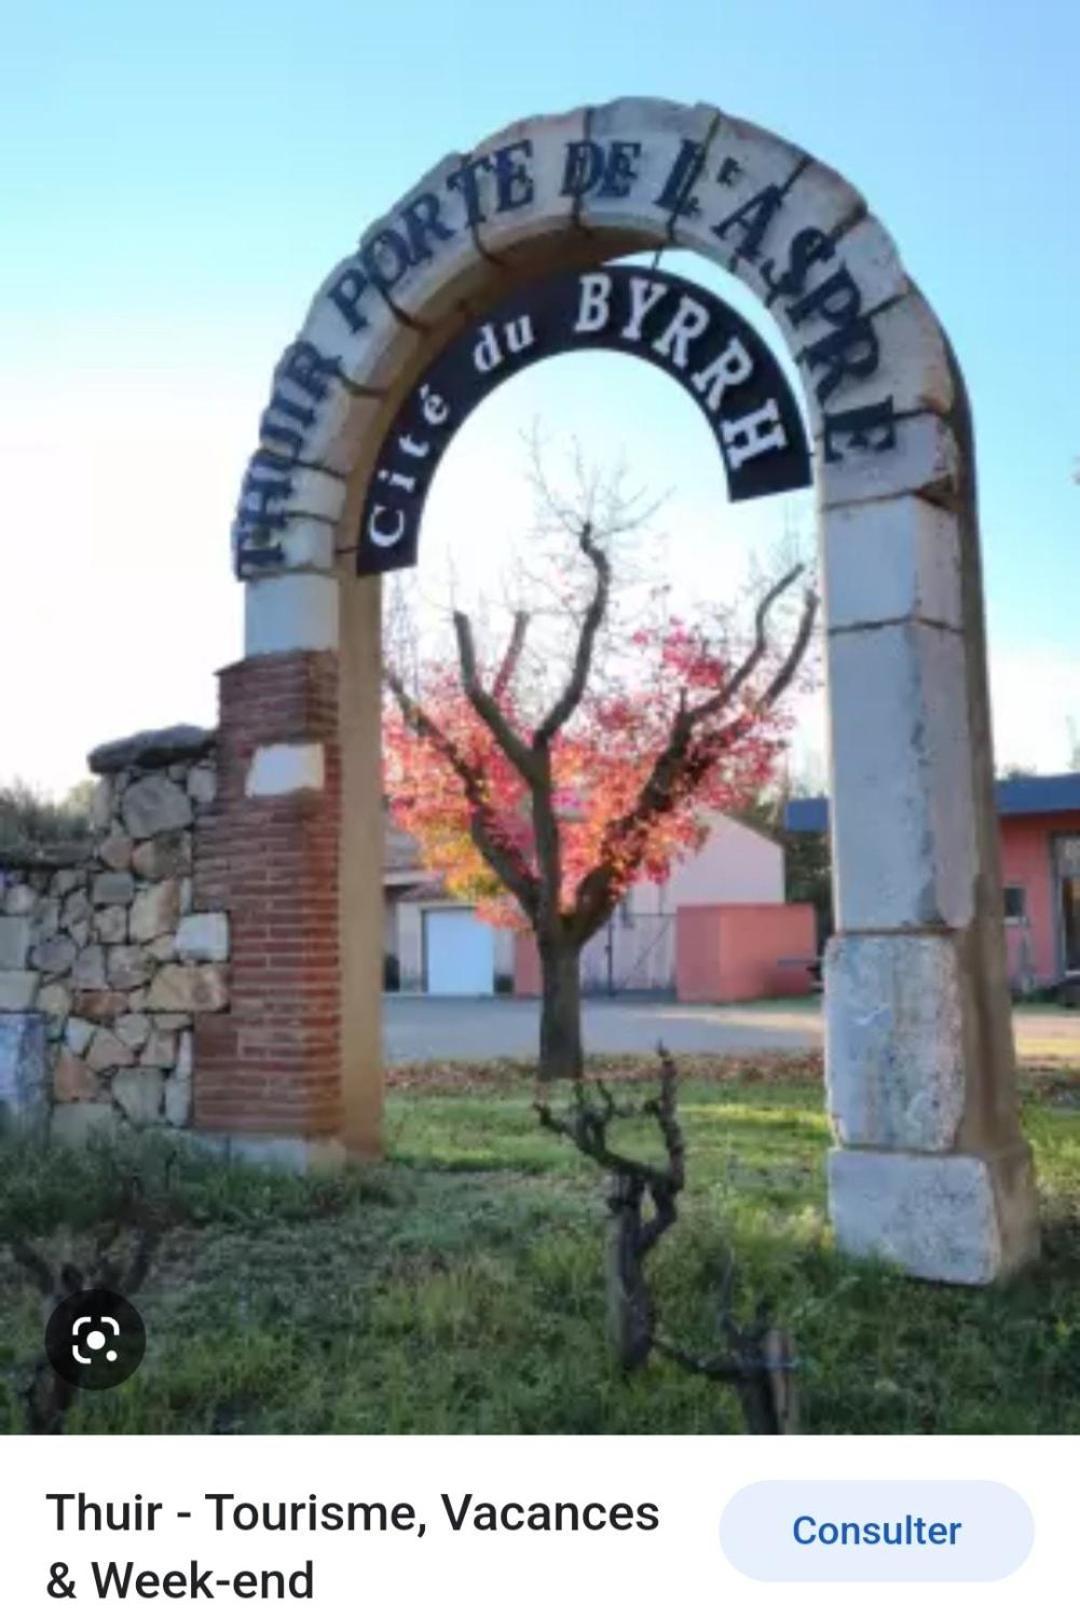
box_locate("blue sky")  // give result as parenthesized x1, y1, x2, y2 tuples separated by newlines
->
(3, 0, 1078, 790)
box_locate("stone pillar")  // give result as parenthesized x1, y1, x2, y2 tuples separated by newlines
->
(822, 445, 1040, 1282)
(193, 650, 344, 1164)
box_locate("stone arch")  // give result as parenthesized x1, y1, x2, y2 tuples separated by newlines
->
(211, 99, 1038, 1282)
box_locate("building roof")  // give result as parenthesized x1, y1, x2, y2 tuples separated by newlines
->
(784, 773, 1080, 834)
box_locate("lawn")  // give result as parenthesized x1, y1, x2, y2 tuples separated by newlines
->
(3, 1051, 1080, 1436)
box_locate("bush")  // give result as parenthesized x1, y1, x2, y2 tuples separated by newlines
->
(0, 778, 94, 851)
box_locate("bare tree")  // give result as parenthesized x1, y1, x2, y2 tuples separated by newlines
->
(536, 1048, 798, 1433)
(10, 1172, 171, 1434)
(385, 452, 817, 1081)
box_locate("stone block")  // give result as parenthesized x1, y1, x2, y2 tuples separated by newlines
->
(86, 1028, 136, 1073)
(817, 411, 959, 511)
(175, 912, 230, 963)
(828, 1144, 1039, 1284)
(130, 879, 181, 944)
(574, 99, 717, 243)
(471, 106, 590, 259)
(0, 1013, 48, 1122)
(175, 1028, 193, 1082)
(276, 464, 345, 525)
(669, 106, 809, 260)
(38, 982, 71, 1027)
(94, 905, 128, 945)
(31, 899, 60, 942)
(0, 971, 39, 1011)
(146, 964, 228, 1014)
(107, 945, 152, 992)
(121, 777, 193, 839)
(186, 766, 217, 806)
(244, 574, 339, 657)
(190, 1132, 346, 1172)
(32, 934, 77, 975)
(0, 916, 31, 969)
(64, 1016, 95, 1057)
(50, 1101, 120, 1148)
(88, 779, 113, 831)
(164, 1070, 192, 1128)
(98, 832, 134, 871)
(54, 1046, 99, 1102)
(269, 516, 334, 574)
(827, 622, 977, 930)
(73, 989, 127, 1019)
(796, 289, 953, 422)
(112, 1068, 165, 1126)
(824, 496, 962, 632)
(62, 890, 91, 930)
(297, 254, 422, 394)
(155, 1013, 192, 1034)
(51, 868, 84, 899)
(825, 933, 966, 1151)
(93, 870, 136, 906)
(132, 832, 191, 881)
(73, 945, 108, 990)
(364, 150, 492, 323)
(246, 743, 325, 799)
(3, 884, 36, 916)
(89, 725, 214, 774)
(142, 1027, 176, 1066)
(115, 1012, 151, 1052)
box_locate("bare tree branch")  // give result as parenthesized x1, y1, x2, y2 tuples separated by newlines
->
(493, 610, 530, 700)
(570, 571, 818, 939)
(384, 660, 540, 919)
(533, 522, 612, 747)
(452, 611, 544, 789)
(685, 563, 805, 727)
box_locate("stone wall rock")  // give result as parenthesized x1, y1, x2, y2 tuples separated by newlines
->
(0, 916, 31, 970)
(0, 1012, 48, 1124)
(0, 727, 230, 1140)
(122, 778, 193, 839)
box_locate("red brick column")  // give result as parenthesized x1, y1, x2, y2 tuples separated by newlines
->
(193, 651, 341, 1139)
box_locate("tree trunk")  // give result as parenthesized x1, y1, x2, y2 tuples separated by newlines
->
(605, 1171, 654, 1371)
(538, 936, 584, 1082)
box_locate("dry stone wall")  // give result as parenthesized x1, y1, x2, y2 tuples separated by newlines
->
(0, 726, 229, 1143)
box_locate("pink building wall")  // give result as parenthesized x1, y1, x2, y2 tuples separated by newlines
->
(513, 931, 542, 997)
(675, 903, 817, 1003)
(999, 812, 1075, 985)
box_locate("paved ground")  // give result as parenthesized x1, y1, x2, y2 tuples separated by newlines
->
(384, 994, 822, 1063)
(383, 993, 1080, 1065)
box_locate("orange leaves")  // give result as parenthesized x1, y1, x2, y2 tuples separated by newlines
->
(384, 613, 796, 922)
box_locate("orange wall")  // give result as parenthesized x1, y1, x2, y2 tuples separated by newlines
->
(676, 903, 817, 1003)
(1000, 813, 1076, 984)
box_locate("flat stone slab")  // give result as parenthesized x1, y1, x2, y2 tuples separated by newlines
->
(829, 1145, 1039, 1284)
(88, 725, 216, 775)
(0, 1012, 48, 1125)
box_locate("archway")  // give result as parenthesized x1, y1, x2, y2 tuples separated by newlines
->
(208, 98, 1038, 1283)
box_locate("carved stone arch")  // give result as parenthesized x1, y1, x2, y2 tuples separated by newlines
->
(210, 98, 1038, 1283)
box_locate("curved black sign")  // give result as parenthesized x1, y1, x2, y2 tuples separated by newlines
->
(357, 265, 810, 576)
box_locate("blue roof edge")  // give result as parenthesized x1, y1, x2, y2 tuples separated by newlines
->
(784, 773, 1080, 833)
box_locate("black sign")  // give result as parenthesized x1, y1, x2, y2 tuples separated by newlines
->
(356, 266, 811, 576)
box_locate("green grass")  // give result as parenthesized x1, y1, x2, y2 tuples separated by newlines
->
(2, 1055, 1080, 1435)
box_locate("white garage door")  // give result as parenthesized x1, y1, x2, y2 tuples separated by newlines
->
(424, 907, 495, 996)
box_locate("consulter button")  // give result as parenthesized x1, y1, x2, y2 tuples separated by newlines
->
(720, 1481, 1033, 1582)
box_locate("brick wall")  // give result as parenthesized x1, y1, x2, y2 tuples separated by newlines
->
(194, 650, 342, 1136)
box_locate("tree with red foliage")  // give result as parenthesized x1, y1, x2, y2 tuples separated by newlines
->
(384, 473, 817, 1081)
